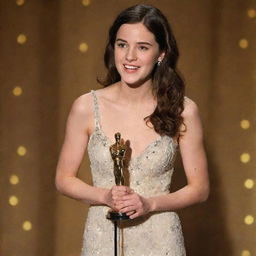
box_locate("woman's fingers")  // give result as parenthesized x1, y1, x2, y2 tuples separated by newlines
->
(125, 210, 136, 216)
(112, 185, 132, 194)
(117, 194, 150, 219)
(114, 198, 134, 211)
(129, 211, 139, 219)
(111, 186, 133, 200)
(109, 186, 139, 213)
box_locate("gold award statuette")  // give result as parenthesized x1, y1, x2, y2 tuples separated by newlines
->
(107, 132, 130, 221)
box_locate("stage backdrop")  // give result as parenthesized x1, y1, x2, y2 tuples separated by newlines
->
(0, 0, 255, 256)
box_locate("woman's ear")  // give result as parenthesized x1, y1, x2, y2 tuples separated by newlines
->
(158, 51, 165, 62)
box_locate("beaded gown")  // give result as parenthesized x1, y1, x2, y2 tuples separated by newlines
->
(81, 90, 186, 256)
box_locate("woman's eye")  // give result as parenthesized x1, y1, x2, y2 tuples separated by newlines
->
(139, 46, 148, 51)
(117, 43, 126, 48)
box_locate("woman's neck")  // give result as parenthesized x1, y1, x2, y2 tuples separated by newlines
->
(116, 80, 154, 105)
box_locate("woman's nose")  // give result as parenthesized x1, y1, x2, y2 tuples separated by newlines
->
(125, 47, 137, 62)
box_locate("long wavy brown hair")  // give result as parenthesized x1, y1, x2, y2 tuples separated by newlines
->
(98, 4, 185, 138)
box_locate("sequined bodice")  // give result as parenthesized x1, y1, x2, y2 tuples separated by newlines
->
(81, 91, 186, 256)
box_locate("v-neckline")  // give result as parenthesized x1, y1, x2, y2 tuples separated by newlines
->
(96, 128, 165, 162)
(91, 90, 167, 162)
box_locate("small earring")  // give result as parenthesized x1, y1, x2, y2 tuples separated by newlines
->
(157, 60, 161, 66)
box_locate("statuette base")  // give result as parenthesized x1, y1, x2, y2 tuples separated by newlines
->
(107, 211, 130, 221)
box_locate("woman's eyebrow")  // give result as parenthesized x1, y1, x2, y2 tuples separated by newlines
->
(137, 41, 152, 46)
(116, 38, 152, 46)
(116, 38, 127, 42)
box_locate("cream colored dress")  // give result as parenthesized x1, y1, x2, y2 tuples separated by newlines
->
(81, 90, 186, 256)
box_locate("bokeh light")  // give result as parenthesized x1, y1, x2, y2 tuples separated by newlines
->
(244, 179, 254, 189)
(244, 215, 254, 225)
(17, 34, 27, 45)
(240, 119, 250, 129)
(247, 9, 256, 18)
(239, 39, 249, 49)
(241, 250, 251, 256)
(240, 153, 250, 163)
(13, 86, 23, 96)
(79, 42, 89, 53)
(17, 146, 27, 156)
(22, 221, 32, 231)
(9, 196, 19, 206)
(82, 0, 90, 7)
(16, 0, 25, 6)
(9, 175, 20, 185)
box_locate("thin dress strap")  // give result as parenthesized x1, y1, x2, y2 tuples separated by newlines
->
(90, 90, 101, 130)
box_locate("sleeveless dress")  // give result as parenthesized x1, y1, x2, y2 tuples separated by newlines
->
(81, 90, 186, 256)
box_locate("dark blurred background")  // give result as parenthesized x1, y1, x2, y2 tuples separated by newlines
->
(0, 0, 255, 256)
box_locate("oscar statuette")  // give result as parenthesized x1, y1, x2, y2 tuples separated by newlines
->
(107, 132, 130, 221)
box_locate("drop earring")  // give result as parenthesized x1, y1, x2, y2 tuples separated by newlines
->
(157, 60, 161, 66)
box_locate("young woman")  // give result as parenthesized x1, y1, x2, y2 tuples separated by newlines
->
(56, 4, 209, 256)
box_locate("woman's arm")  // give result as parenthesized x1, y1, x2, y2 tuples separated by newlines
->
(55, 94, 111, 206)
(117, 98, 209, 218)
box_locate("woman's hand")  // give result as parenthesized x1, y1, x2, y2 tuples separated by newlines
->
(117, 191, 153, 219)
(104, 185, 133, 211)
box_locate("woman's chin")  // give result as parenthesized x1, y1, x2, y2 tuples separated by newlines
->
(121, 76, 152, 88)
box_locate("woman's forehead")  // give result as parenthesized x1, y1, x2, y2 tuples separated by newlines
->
(116, 23, 156, 44)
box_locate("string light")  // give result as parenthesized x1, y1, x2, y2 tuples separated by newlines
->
(17, 146, 27, 156)
(244, 179, 254, 189)
(82, 0, 90, 7)
(241, 250, 251, 256)
(247, 9, 256, 18)
(9, 196, 19, 206)
(9, 175, 20, 185)
(244, 215, 254, 225)
(239, 39, 249, 49)
(79, 42, 89, 53)
(13, 86, 23, 96)
(22, 221, 32, 231)
(16, 0, 25, 6)
(240, 153, 250, 163)
(17, 34, 27, 45)
(240, 119, 250, 129)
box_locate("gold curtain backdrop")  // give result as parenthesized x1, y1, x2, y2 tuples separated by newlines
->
(0, 0, 255, 256)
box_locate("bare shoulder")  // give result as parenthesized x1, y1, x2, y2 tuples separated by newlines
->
(182, 96, 200, 120)
(72, 85, 117, 116)
(71, 92, 94, 116)
(179, 96, 203, 138)
(67, 92, 95, 134)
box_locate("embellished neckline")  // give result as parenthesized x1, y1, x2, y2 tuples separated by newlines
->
(88, 127, 176, 163)
(89, 90, 177, 163)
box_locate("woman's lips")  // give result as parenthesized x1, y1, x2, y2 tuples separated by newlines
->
(123, 64, 140, 73)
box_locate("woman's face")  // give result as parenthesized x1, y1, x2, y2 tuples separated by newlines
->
(114, 22, 164, 87)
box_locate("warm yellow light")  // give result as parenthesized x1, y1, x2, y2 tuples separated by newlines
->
(22, 221, 32, 231)
(240, 153, 250, 163)
(240, 119, 250, 129)
(13, 86, 23, 96)
(247, 9, 256, 18)
(16, 0, 25, 6)
(79, 42, 88, 53)
(239, 39, 248, 49)
(17, 34, 27, 44)
(244, 215, 254, 225)
(17, 146, 27, 156)
(9, 175, 20, 185)
(82, 0, 90, 6)
(9, 196, 19, 206)
(241, 250, 251, 256)
(244, 179, 254, 189)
